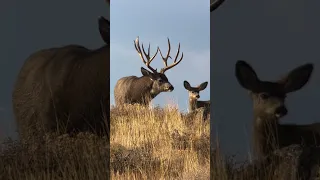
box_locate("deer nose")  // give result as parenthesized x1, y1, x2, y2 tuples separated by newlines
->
(275, 106, 287, 118)
(168, 85, 174, 92)
(196, 95, 200, 98)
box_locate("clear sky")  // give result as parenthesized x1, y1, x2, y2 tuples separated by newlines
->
(110, 0, 210, 112)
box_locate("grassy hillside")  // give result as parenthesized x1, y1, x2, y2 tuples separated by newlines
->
(0, 104, 210, 180)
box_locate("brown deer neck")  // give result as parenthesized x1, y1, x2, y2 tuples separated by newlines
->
(188, 97, 198, 111)
(139, 76, 157, 99)
(253, 112, 280, 158)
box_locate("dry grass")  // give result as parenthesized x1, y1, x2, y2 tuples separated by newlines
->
(110, 104, 210, 180)
(211, 140, 320, 180)
(0, 103, 209, 180)
(0, 133, 109, 180)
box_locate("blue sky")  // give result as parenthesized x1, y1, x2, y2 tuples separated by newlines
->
(110, 0, 210, 112)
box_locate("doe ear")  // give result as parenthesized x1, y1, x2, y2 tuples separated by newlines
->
(235, 60, 260, 91)
(198, 81, 208, 91)
(141, 67, 156, 80)
(98, 16, 110, 44)
(279, 63, 314, 93)
(183, 81, 192, 90)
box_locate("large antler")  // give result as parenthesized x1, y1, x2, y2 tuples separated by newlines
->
(134, 36, 159, 73)
(158, 38, 184, 74)
(210, 0, 225, 12)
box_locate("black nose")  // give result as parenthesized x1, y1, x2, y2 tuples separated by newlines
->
(196, 95, 200, 98)
(169, 86, 174, 91)
(275, 106, 288, 117)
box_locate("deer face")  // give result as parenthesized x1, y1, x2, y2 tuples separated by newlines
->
(183, 81, 208, 100)
(249, 88, 288, 119)
(141, 67, 174, 93)
(235, 60, 313, 121)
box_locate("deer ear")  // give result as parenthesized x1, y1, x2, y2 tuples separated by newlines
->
(235, 60, 260, 91)
(198, 82, 208, 91)
(98, 16, 110, 44)
(279, 63, 313, 93)
(141, 67, 156, 80)
(183, 81, 192, 90)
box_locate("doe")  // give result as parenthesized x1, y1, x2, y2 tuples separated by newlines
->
(183, 80, 210, 120)
(235, 60, 320, 159)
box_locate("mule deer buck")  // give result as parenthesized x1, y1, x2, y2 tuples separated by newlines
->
(183, 81, 210, 120)
(114, 37, 184, 106)
(211, 0, 226, 12)
(235, 60, 320, 159)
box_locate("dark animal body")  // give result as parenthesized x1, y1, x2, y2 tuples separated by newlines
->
(235, 60, 320, 159)
(254, 120, 320, 159)
(12, 17, 110, 141)
(114, 37, 183, 106)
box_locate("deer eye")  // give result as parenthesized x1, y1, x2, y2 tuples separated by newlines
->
(158, 79, 163, 83)
(260, 93, 270, 99)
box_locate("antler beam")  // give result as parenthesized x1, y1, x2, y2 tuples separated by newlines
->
(210, 0, 225, 12)
(158, 38, 184, 74)
(134, 36, 159, 73)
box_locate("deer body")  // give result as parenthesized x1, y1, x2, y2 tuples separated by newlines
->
(235, 60, 320, 159)
(114, 37, 184, 106)
(12, 16, 110, 141)
(114, 74, 167, 105)
(188, 99, 210, 112)
(253, 114, 320, 158)
(184, 81, 210, 120)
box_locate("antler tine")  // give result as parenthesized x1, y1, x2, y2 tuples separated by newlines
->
(141, 43, 158, 70)
(210, 0, 225, 12)
(134, 36, 158, 73)
(158, 38, 172, 68)
(159, 38, 184, 74)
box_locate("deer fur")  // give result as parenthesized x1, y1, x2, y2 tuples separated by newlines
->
(12, 16, 110, 142)
(235, 60, 320, 159)
(114, 37, 183, 106)
(183, 80, 210, 120)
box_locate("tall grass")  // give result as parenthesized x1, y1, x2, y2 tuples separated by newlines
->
(110, 104, 210, 179)
(211, 140, 320, 180)
(0, 103, 210, 180)
(0, 133, 109, 180)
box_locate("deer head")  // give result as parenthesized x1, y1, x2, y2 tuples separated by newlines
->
(184, 81, 208, 100)
(134, 36, 184, 93)
(235, 60, 313, 122)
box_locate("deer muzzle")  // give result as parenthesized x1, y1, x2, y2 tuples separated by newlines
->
(165, 85, 174, 92)
(275, 106, 288, 118)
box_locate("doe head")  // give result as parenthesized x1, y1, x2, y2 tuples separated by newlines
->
(235, 60, 313, 120)
(183, 80, 208, 100)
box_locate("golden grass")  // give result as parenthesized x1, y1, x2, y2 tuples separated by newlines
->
(110, 104, 210, 179)
(0, 132, 109, 180)
(0, 103, 210, 180)
(211, 140, 320, 180)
